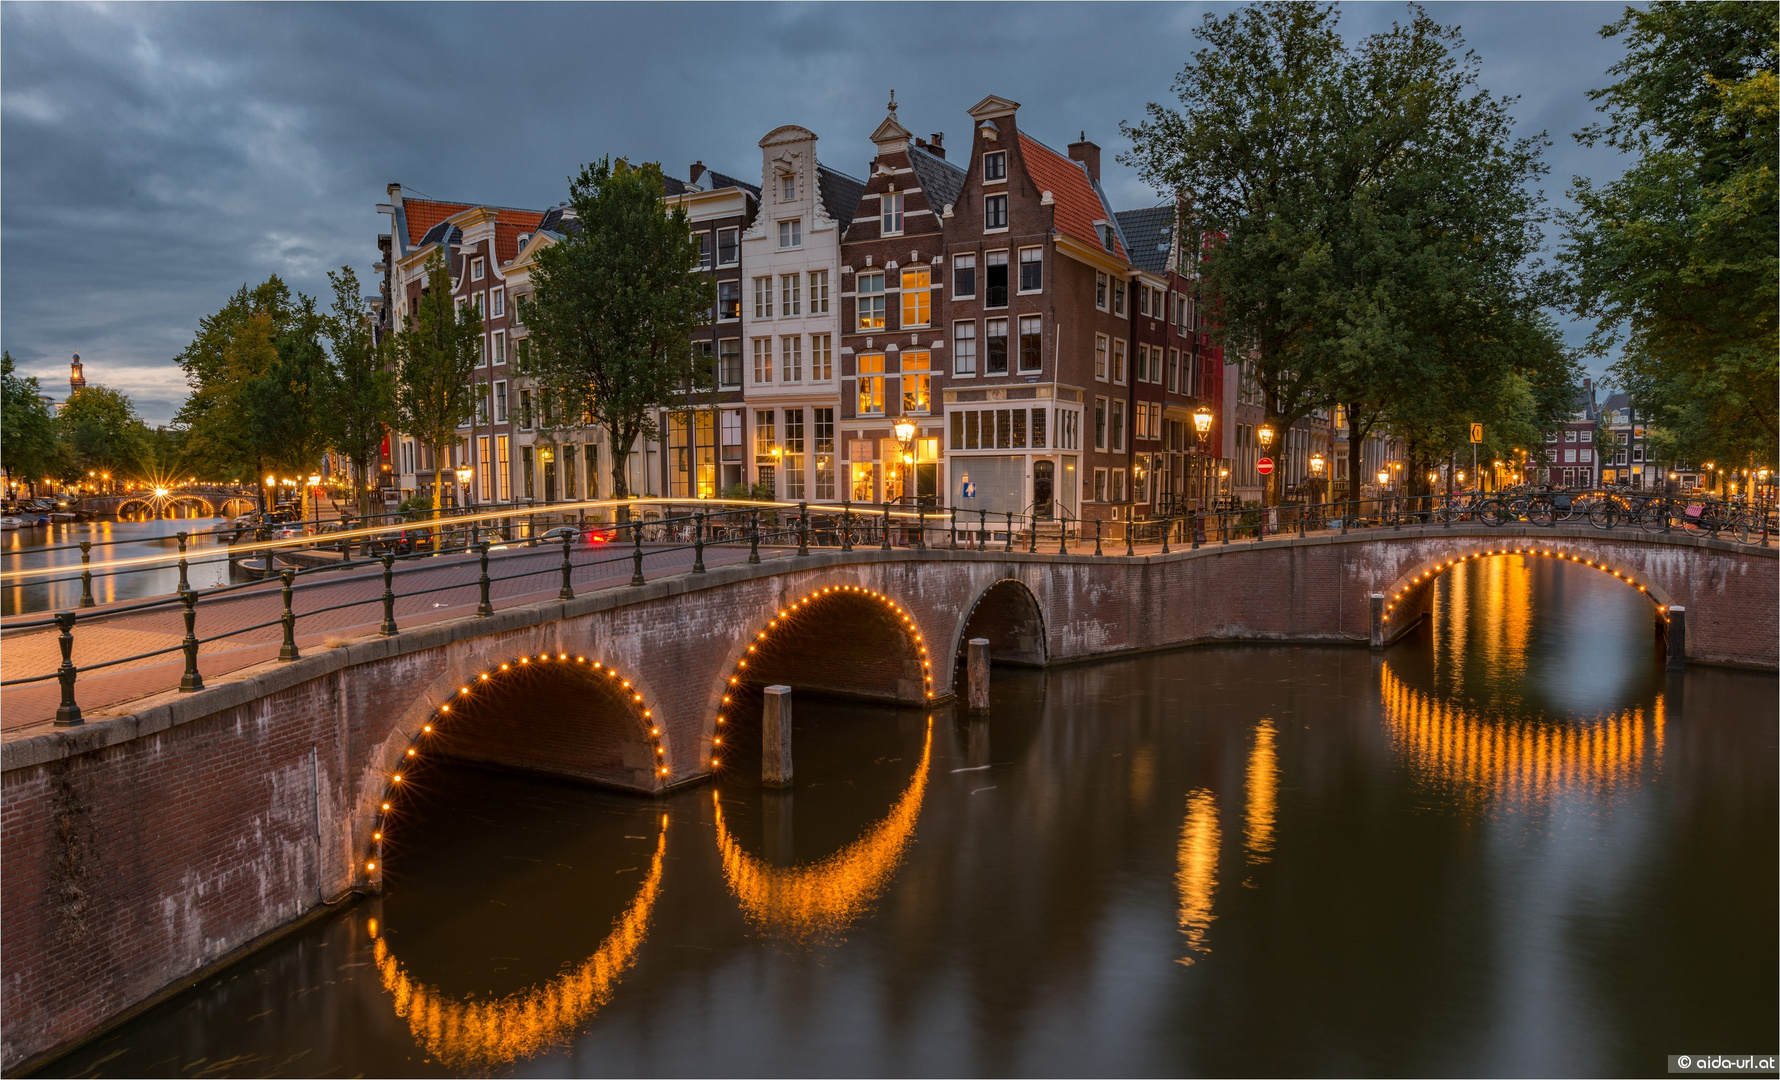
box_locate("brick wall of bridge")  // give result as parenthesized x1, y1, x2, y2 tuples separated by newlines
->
(2, 527, 1770, 1070)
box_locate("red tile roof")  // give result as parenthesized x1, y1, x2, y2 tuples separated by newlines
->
(494, 222, 533, 264)
(401, 199, 546, 250)
(1019, 134, 1126, 262)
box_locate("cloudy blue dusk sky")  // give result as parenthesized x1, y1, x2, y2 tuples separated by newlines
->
(1, 2, 1637, 424)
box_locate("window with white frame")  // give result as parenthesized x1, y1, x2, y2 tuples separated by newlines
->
(778, 219, 801, 249)
(491, 330, 506, 366)
(753, 277, 773, 320)
(983, 150, 1006, 182)
(491, 288, 505, 317)
(953, 253, 976, 299)
(808, 270, 829, 314)
(780, 173, 796, 202)
(881, 191, 904, 235)
(1095, 334, 1109, 381)
(1111, 468, 1127, 502)
(719, 338, 742, 387)
(1113, 339, 1128, 384)
(781, 335, 802, 381)
(984, 193, 1007, 230)
(985, 250, 1008, 307)
(985, 318, 1008, 374)
(470, 257, 484, 281)
(953, 321, 977, 376)
(857, 354, 885, 415)
(811, 334, 832, 380)
(902, 352, 931, 415)
(901, 265, 930, 328)
(494, 381, 508, 422)
(1093, 467, 1108, 502)
(752, 337, 773, 384)
(696, 231, 714, 270)
(1110, 400, 1126, 451)
(781, 273, 801, 316)
(473, 292, 485, 318)
(1113, 281, 1126, 316)
(1095, 397, 1108, 450)
(717, 227, 740, 266)
(1096, 272, 1108, 310)
(856, 271, 885, 330)
(1018, 315, 1042, 373)
(1018, 247, 1043, 293)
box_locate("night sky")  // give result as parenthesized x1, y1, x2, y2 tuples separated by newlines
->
(1, 2, 1637, 423)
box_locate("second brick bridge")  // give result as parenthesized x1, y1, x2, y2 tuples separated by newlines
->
(1, 525, 1773, 1071)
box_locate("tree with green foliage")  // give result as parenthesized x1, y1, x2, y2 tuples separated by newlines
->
(520, 157, 714, 501)
(245, 293, 336, 520)
(1, 352, 67, 496)
(1562, 2, 1777, 471)
(1123, 2, 1565, 505)
(175, 277, 313, 510)
(394, 250, 482, 517)
(321, 266, 396, 520)
(59, 384, 151, 487)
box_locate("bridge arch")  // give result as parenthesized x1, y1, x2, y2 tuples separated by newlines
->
(1380, 541, 1675, 637)
(952, 577, 1047, 667)
(114, 494, 215, 519)
(710, 583, 934, 769)
(358, 648, 668, 889)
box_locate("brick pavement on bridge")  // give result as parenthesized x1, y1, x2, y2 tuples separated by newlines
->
(0, 541, 781, 735)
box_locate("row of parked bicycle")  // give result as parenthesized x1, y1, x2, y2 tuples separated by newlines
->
(1425, 490, 1773, 542)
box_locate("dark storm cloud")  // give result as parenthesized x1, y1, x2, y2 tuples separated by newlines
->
(1, 2, 1633, 423)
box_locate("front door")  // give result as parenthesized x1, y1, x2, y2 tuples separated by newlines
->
(1033, 459, 1055, 518)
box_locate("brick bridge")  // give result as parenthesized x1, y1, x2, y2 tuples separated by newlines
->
(2, 526, 1772, 1070)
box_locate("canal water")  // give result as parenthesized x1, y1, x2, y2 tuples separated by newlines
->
(40, 554, 1778, 1077)
(2, 519, 234, 617)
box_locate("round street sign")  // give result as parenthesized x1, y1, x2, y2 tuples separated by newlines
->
(1257, 457, 1275, 475)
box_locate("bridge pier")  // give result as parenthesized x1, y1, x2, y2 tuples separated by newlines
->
(967, 638, 990, 712)
(762, 685, 793, 788)
(1666, 606, 1687, 670)
(1369, 593, 1385, 650)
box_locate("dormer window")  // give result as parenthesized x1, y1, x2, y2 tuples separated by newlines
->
(517, 233, 531, 249)
(1101, 224, 1115, 252)
(779, 174, 795, 202)
(983, 151, 1007, 182)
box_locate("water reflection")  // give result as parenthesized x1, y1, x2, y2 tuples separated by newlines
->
(1175, 788, 1220, 964)
(2, 520, 234, 616)
(1383, 664, 1664, 812)
(370, 815, 666, 1071)
(715, 720, 932, 945)
(1244, 719, 1277, 865)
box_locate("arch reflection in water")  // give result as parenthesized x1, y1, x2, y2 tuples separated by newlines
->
(1176, 788, 1220, 965)
(1244, 719, 1277, 866)
(715, 720, 933, 945)
(370, 815, 667, 1070)
(1381, 664, 1665, 812)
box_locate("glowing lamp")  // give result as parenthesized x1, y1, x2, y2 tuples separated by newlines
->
(894, 419, 917, 445)
(1192, 405, 1214, 436)
(1257, 424, 1275, 448)
(1309, 453, 1325, 475)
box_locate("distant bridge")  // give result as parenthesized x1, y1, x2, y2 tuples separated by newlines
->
(0, 522, 1772, 1071)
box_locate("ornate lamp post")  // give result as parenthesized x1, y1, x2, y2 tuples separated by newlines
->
(1192, 405, 1215, 509)
(456, 466, 474, 509)
(1309, 452, 1326, 505)
(894, 419, 917, 504)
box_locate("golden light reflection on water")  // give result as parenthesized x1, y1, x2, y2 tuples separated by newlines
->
(1445, 556, 1532, 685)
(1244, 720, 1277, 866)
(1382, 664, 1664, 811)
(715, 721, 932, 945)
(371, 818, 666, 1070)
(1175, 788, 1220, 965)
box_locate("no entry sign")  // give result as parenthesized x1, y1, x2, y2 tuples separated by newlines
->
(1257, 457, 1275, 475)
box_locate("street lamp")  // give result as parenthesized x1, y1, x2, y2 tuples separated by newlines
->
(455, 466, 474, 508)
(894, 419, 917, 504)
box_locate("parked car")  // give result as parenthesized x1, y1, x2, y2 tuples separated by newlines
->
(369, 528, 435, 556)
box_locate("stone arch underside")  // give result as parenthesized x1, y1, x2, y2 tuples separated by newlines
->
(736, 588, 930, 705)
(958, 578, 1047, 666)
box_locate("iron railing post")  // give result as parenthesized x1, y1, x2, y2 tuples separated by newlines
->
(1340, 500, 1349, 535)
(1126, 506, 1135, 557)
(798, 502, 810, 557)
(951, 507, 959, 549)
(1191, 506, 1201, 550)
(978, 508, 987, 551)
(477, 541, 493, 616)
(54, 612, 81, 725)
(841, 499, 853, 552)
(1223, 509, 1231, 545)
(631, 519, 646, 586)
(278, 569, 300, 661)
(1161, 512, 1171, 554)
(749, 509, 762, 563)
(78, 541, 95, 608)
(177, 531, 191, 593)
(693, 512, 707, 574)
(882, 503, 893, 551)
(916, 504, 926, 550)
(1298, 505, 1306, 538)
(179, 589, 203, 690)
(379, 553, 398, 635)
(1094, 517, 1103, 557)
(1004, 512, 1014, 553)
(1059, 514, 1069, 554)
(1028, 512, 1037, 553)
(560, 530, 577, 596)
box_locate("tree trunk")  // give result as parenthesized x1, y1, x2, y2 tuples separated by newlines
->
(1344, 408, 1366, 509)
(431, 441, 445, 520)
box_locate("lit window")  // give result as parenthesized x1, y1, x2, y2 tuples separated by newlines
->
(857, 354, 885, 415)
(902, 352, 931, 415)
(856, 271, 885, 330)
(901, 266, 930, 327)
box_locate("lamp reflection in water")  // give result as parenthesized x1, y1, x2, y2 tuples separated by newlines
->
(370, 815, 667, 1070)
(1381, 664, 1664, 811)
(1175, 789, 1220, 965)
(715, 720, 933, 945)
(1244, 719, 1277, 866)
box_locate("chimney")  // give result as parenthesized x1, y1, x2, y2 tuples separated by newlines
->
(689, 160, 706, 185)
(929, 132, 946, 159)
(1068, 131, 1100, 183)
